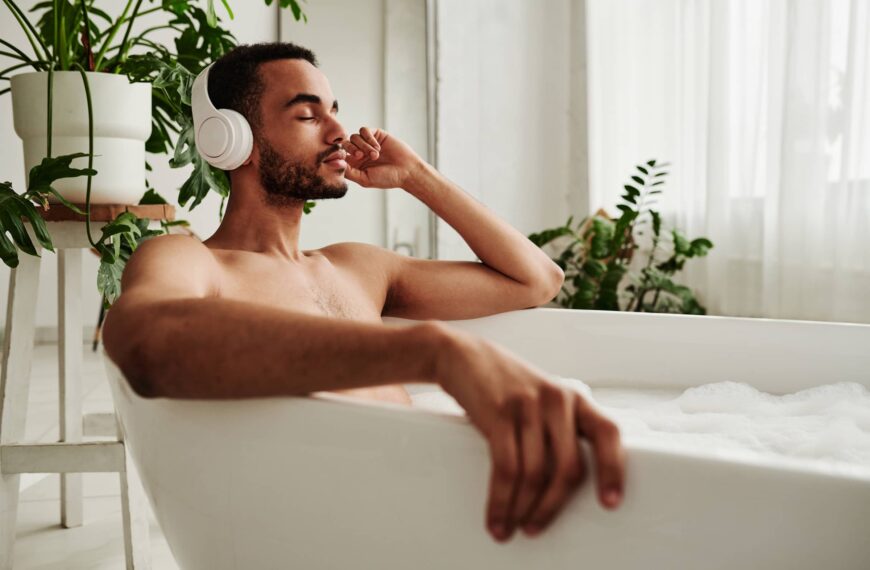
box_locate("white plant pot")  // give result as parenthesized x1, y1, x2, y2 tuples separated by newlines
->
(11, 71, 152, 205)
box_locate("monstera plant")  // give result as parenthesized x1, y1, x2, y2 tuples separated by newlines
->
(529, 160, 714, 314)
(0, 0, 310, 307)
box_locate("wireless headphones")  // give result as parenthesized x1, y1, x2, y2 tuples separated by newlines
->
(191, 63, 254, 170)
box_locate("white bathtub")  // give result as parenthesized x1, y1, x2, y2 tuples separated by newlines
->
(103, 308, 870, 569)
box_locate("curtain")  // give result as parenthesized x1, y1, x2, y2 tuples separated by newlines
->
(588, 0, 870, 323)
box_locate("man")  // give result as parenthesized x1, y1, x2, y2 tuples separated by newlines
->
(102, 42, 624, 545)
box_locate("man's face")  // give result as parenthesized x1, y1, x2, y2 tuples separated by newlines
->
(251, 59, 349, 205)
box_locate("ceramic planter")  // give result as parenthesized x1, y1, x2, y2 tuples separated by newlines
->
(11, 71, 152, 205)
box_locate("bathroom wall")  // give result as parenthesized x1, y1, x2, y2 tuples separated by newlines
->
(435, 0, 590, 261)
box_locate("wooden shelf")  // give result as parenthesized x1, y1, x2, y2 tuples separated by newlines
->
(33, 203, 176, 222)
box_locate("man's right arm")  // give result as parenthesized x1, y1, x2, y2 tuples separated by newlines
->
(101, 234, 445, 399)
(103, 234, 626, 543)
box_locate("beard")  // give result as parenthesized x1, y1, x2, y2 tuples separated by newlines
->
(257, 137, 348, 207)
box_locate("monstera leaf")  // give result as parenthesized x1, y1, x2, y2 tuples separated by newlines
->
(26, 152, 97, 214)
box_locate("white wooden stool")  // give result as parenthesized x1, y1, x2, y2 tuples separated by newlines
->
(0, 203, 173, 569)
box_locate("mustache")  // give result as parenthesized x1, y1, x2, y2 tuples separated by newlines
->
(317, 144, 344, 164)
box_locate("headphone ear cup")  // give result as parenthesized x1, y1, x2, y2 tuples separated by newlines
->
(219, 109, 254, 170)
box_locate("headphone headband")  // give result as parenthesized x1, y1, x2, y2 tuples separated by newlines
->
(191, 63, 253, 170)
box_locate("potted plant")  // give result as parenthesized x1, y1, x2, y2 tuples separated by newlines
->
(0, 0, 309, 307)
(528, 160, 714, 314)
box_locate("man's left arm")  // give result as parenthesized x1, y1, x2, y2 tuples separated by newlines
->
(341, 128, 565, 320)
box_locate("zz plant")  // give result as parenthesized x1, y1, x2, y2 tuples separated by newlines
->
(0, 0, 310, 308)
(529, 160, 714, 314)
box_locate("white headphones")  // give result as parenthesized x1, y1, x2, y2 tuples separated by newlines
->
(191, 63, 254, 170)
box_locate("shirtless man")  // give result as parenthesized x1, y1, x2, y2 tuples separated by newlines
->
(102, 42, 624, 544)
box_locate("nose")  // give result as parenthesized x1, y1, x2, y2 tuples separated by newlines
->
(327, 115, 348, 146)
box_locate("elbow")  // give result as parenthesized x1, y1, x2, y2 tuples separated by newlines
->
(102, 305, 161, 399)
(121, 341, 161, 399)
(529, 263, 565, 306)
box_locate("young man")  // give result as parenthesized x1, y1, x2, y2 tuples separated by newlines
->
(102, 42, 624, 544)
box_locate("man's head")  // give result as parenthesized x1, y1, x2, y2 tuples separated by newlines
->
(207, 42, 349, 205)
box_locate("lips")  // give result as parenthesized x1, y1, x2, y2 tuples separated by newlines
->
(322, 150, 348, 170)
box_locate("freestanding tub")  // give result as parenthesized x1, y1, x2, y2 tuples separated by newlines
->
(103, 308, 870, 569)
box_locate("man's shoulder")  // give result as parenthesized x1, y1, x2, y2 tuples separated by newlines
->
(320, 241, 393, 261)
(319, 241, 403, 278)
(126, 234, 218, 280)
(137, 233, 211, 255)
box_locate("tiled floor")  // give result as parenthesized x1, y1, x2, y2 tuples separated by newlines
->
(10, 342, 180, 569)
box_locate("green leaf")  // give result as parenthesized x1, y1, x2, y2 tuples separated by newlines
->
(594, 264, 627, 311)
(0, 226, 19, 268)
(582, 259, 607, 278)
(205, 0, 217, 27)
(672, 230, 691, 255)
(26, 153, 97, 199)
(631, 175, 644, 186)
(589, 217, 614, 259)
(688, 237, 714, 257)
(637, 165, 648, 175)
(0, 207, 37, 256)
(0, 181, 56, 266)
(528, 225, 573, 247)
(651, 211, 662, 238)
(97, 257, 125, 304)
(138, 188, 168, 205)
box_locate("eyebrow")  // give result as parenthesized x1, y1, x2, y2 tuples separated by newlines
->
(284, 93, 339, 113)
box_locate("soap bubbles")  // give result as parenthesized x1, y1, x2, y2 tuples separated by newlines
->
(411, 379, 870, 468)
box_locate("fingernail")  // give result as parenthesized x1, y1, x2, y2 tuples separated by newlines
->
(604, 489, 621, 508)
(370, 150, 378, 158)
(355, 150, 363, 158)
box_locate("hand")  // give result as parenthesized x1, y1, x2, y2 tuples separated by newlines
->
(430, 325, 625, 543)
(340, 127, 424, 189)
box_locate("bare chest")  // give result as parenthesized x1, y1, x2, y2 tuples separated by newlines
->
(207, 249, 412, 406)
(211, 251, 381, 322)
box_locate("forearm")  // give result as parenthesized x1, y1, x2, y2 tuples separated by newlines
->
(404, 162, 563, 288)
(105, 297, 443, 399)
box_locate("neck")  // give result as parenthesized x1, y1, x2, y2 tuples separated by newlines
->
(202, 175, 308, 263)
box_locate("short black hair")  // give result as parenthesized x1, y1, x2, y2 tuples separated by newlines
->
(207, 42, 318, 132)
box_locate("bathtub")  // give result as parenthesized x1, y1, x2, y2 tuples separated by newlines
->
(103, 308, 870, 569)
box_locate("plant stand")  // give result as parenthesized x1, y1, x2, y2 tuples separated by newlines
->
(0, 203, 174, 570)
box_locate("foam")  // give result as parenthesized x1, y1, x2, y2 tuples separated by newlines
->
(411, 379, 870, 469)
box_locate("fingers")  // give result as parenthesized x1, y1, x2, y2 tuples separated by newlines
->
(510, 396, 549, 538)
(482, 381, 625, 544)
(575, 396, 625, 509)
(518, 389, 587, 536)
(345, 128, 381, 160)
(342, 163, 368, 186)
(485, 423, 519, 543)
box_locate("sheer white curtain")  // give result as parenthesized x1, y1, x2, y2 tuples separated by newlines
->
(588, 0, 870, 323)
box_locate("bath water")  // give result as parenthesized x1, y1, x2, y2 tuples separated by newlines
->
(411, 379, 870, 469)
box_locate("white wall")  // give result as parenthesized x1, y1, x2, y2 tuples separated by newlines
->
(435, 0, 588, 261)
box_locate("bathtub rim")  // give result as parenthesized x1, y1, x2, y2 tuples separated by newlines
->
(101, 348, 870, 486)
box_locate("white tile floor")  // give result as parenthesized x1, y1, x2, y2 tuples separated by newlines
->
(10, 342, 180, 569)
